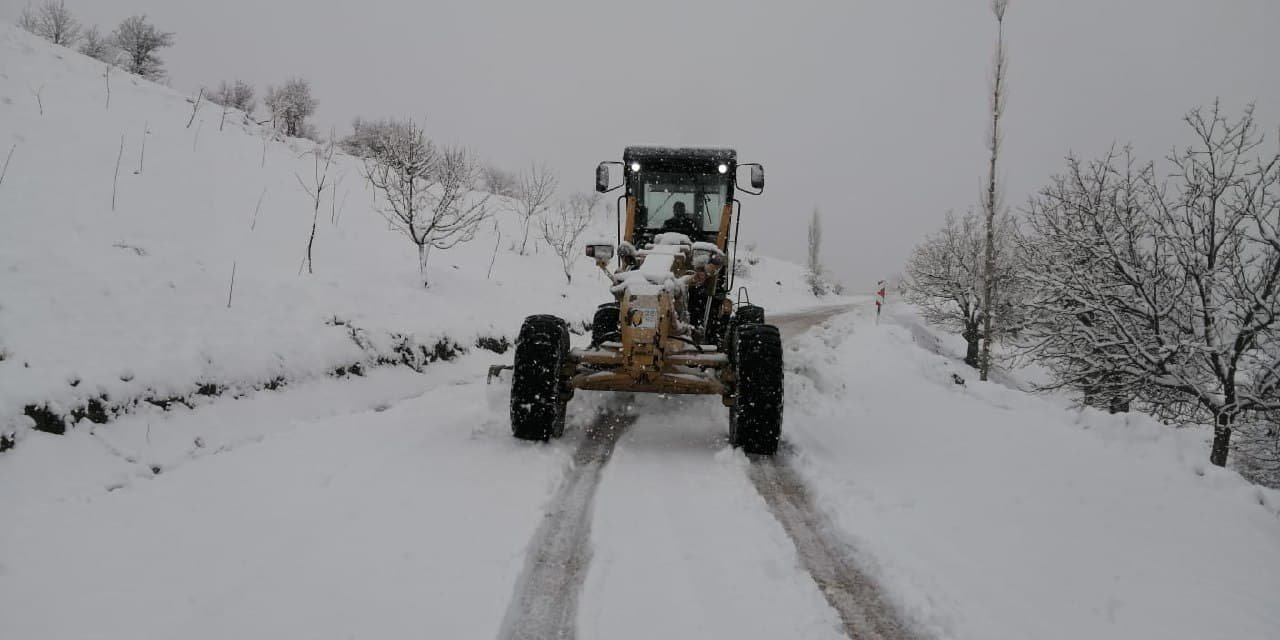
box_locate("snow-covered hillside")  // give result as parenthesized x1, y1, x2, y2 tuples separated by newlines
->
(0, 25, 826, 446)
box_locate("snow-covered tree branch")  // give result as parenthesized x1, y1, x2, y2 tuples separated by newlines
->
(907, 209, 1022, 368)
(1021, 102, 1280, 466)
(363, 121, 490, 286)
(513, 163, 557, 255)
(540, 192, 598, 284)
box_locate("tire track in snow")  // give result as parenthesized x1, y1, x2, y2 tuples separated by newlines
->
(747, 454, 920, 640)
(498, 412, 634, 640)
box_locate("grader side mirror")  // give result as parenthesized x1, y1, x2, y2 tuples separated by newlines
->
(737, 163, 764, 195)
(595, 163, 611, 193)
(585, 243, 615, 267)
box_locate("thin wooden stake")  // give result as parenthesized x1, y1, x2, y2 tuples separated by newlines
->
(112, 134, 124, 211)
(186, 88, 204, 128)
(136, 121, 147, 174)
(251, 187, 267, 230)
(226, 262, 237, 308)
(29, 83, 44, 116)
(0, 144, 16, 188)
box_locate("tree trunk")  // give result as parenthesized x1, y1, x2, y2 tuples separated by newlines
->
(1108, 396, 1130, 414)
(418, 243, 431, 287)
(519, 220, 531, 256)
(962, 324, 981, 369)
(1211, 412, 1233, 467)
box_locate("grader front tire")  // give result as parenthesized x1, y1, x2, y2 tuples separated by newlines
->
(729, 323, 783, 455)
(511, 315, 570, 441)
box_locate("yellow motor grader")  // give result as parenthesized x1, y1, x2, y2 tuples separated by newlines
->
(504, 146, 782, 454)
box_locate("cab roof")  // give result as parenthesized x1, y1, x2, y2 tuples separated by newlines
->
(623, 146, 737, 164)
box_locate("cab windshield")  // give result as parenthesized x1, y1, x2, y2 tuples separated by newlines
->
(639, 172, 729, 234)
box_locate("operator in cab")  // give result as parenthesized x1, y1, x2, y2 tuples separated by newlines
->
(661, 201, 700, 238)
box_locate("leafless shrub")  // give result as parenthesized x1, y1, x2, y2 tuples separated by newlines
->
(209, 80, 255, 130)
(514, 163, 557, 255)
(363, 121, 490, 286)
(540, 193, 598, 283)
(79, 26, 119, 65)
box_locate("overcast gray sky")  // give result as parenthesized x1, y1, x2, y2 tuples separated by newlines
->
(4, 0, 1278, 288)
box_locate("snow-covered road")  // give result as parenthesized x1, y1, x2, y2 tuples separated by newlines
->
(4, 304, 896, 640)
(5, 302, 1278, 640)
(503, 304, 908, 640)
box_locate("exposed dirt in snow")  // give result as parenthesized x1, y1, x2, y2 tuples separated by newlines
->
(499, 411, 634, 640)
(748, 454, 920, 640)
(751, 304, 919, 640)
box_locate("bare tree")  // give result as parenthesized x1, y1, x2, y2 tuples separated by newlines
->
(513, 163, 557, 255)
(295, 137, 336, 275)
(340, 117, 414, 161)
(209, 80, 255, 131)
(364, 121, 490, 285)
(805, 207, 825, 296)
(17, 4, 39, 33)
(209, 80, 255, 119)
(110, 15, 174, 80)
(264, 78, 316, 138)
(979, 0, 1010, 382)
(79, 26, 118, 65)
(481, 164, 519, 198)
(540, 193, 598, 283)
(907, 209, 1021, 368)
(20, 1, 82, 46)
(1021, 103, 1280, 467)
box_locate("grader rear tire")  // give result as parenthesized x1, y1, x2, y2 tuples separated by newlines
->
(729, 323, 783, 455)
(511, 315, 570, 441)
(591, 302, 620, 347)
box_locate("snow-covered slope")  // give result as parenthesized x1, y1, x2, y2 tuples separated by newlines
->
(0, 25, 829, 445)
(785, 304, 1280, 639)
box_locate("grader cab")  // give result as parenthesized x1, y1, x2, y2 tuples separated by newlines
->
(505, 146, 782, 454)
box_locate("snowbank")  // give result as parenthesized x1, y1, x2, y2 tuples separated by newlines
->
(0, 353, 574, 639)
(784, 304, 1280, 640)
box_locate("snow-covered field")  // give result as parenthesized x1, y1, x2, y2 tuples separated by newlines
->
(4, 24, 1279, 640)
